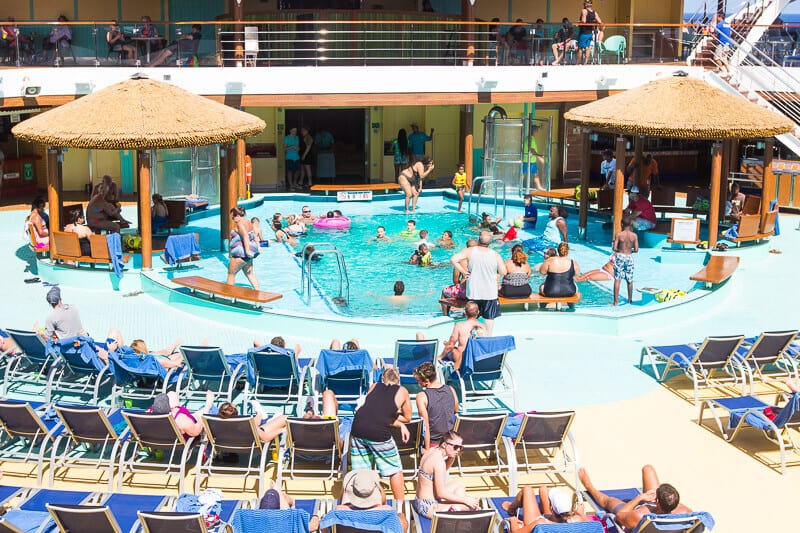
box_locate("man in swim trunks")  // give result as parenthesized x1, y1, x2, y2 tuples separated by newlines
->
(438, 301, 485, 370)
(613, 217, 638, 306)
(579, 465, 692, 532)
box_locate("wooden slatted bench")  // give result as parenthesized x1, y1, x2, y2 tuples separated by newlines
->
(439, 293, 582, 315)
(51, 231, 131, 268)
(310, 183, 401, 196)
(727, 211, 776, 246)
(27, 224, 49, 256)
(172, 276, 282, 305)
(530, 189, 576, 204)
(690, 255, 740, 287)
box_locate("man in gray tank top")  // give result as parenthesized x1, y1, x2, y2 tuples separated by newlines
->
(449, 231, 507, 335)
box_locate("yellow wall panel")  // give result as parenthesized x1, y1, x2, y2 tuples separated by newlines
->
(121, 1, 162, 23)
(33, 0, 75, 21)
(90, 149, 122, 183)
(79, 0, 116, 20)
(62, 148, 89, 191)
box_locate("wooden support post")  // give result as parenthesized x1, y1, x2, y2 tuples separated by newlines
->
(578, 129, 591, 238)
(138, 151, 152, 270)
(237, 138, 246, 200)
(613, 137, 627, 236)
(219, 146, 231, 249)
(228, 142, 239, 215)
(633, 135, 644, 191)
(708, 142, 722, 250)
(46, 147, 62, 255)
(761, 138, 776, 227)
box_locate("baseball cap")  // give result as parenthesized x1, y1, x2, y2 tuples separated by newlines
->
(548, 488, 573, 515)
(629, 186, 640, 193)
(46, 286, 61, 306)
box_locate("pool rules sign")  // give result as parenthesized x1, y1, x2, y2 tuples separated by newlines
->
(337, 190, 373, 202)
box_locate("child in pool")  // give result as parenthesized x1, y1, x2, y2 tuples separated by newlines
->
(285, 214, 307, 235)
(251, 217, 269, 247)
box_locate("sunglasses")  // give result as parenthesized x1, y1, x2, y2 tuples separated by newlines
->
(302, 210, 311, 213)
(445, 441, 463, 452)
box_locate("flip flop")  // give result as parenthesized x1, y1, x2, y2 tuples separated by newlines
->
(769, 249, 782, 254)
(24, 277, 41, 284)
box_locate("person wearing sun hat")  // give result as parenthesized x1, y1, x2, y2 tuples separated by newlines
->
(501, 485, 597, 531)
(333, 469, 408, 533)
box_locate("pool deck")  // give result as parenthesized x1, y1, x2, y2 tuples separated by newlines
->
(1, 195, 799, 531)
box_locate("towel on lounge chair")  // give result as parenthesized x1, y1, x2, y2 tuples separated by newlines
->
(108, 346, 169, 383)
(315, 349, 373, 381)
(106, 233, 124, 279)
(461, 335, 516, 378)
(58, 336, 106, 372)
(728, 392, 800, 430)
(1, 510, 52, 533)
(164, 234, 201, 265)
(230, 509, 310, 533)
(770, 199, 780, 236)
(245, 343, 304, 387)
(638, 512, 715, 532)
(320, 509, 403, 533)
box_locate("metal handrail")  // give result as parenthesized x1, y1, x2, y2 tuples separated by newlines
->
(467, 177, 506, 219)
(299, 242, 349, 306)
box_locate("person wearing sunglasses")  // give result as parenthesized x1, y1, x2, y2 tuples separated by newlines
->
(298, 205, 318, 223)
(413, 430, 480, 518)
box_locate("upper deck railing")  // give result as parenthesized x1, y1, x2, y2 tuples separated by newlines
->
(1, 17, 798, 69)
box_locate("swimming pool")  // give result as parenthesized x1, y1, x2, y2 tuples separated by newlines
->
(181, 194, 701, 318)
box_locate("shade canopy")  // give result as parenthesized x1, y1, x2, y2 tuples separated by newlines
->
(12, 74, 265, 149)
(564, 75, 794, 139)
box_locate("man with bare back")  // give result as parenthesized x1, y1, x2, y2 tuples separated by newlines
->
(612, 217, 638, 306)
(438, 301, 485, 371)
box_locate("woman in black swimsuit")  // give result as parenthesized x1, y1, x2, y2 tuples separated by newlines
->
(539, 242, 581, 297)
(397, 156, 435, 214)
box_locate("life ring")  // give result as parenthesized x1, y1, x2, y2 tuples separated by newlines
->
(313, 216, 351, 230)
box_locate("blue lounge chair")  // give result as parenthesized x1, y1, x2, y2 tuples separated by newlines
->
(176, 346, 246, 404)
(638, 335, 746, 404)
(3, 488, 93, 533)
(320, 509, 404, 533)
(444, 336, 518, 413)
(138, 512, 207, 533)
(244, 343, 311, 415)
(384, 339, 440, 399)
(0, 400, 63, 485)
(735, 330, 799, 391)
(49, 405, 126, 490)
(2, 328, 57, 399)
(228, 508, 312, 533)
(277, 417, 343, 486)
(51, 336, 114, 405)
(507, 411, 579, 495)
(195, 414, 273, 494)
(583, 488, 714, 533)
(699, 392, 800, 474)
(47, 493, 167, 533)
(311, 349, 373, 410)
(491, 494, 603, 532)
(390, 418, 423, 479)
(108, 346, 180, 407)
(452, 412, 513, 489)
(117, 411, 197, 492)
(411, 509, 499, 533)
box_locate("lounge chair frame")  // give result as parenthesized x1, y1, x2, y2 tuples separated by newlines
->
(177, 346, 246, 404)
(509, 411, 580, 495)
(51, 337, 113, 405)
(0, 400, 62, 485)
(445, 353, 518, 414)
(244, 345, 309, 415)
(49, 405, 124, 490)
(391, 339, 440, 401)
(736, 330, 799, 392)
(138, 511, 208, 533)
(310, 349, 373, 411)
(452, 413, 513, 489)
(639, 335, 747, 404)
(277, 417, 343, 485)
(390, 419, 423, 480)
(699, 394, 800, 475)
(633, 513, 709, 533)
(117, 411, 196, 492)
(109, 351, 179, 407)
(2, 329, 59, 400)
(412, 509, 499, 533)
(47, 504, 125, 533)
(195, 414, 272, 494)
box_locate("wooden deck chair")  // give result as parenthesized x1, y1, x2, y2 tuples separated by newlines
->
(0, 400, 63, 484)
(277, 417, 342, 485)
(741, 194, 761, 215)
(117, 411, 197, 492)
(451, 413, 513, 486)
(161, 200, 188, 232)
(195, 414, 272, 494)
(639, 335, 747, 404)
(760, 209, 778, 235)
(177, 345, 246, 404)
(49, 405, 125, 490)
(2, 329, 58, 399)
(508, 411, 579, 495)
(699, 392, 800, 475)
(736, 330, 799, 390)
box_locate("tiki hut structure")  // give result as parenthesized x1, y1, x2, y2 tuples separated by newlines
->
(12, 74, 266, 269)
(564, 75, 793, 247)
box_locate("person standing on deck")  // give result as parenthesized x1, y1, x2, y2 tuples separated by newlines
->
(612, 217, 638, 306)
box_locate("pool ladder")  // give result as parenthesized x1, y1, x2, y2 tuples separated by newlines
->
(299, 242, 350, 306)
(468, 176, 507, 219)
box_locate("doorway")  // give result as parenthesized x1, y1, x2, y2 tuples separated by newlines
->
(284, 108, 367, 184)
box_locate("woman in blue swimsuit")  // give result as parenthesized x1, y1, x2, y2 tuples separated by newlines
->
(226, 207, 260, 290)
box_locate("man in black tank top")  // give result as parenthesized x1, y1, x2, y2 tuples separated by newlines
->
(578, 1, 603, 65)
(349, 367, 412, 503)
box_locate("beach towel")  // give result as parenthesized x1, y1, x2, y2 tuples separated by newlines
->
(1, 510, 53, 533)
(164, 234, 201, 265)
(770, 199, 780, 236)
(245, 343, 297, 387)
(58, 336, 106, 372)
(320, 510, 404, 533)
(460, 335, 516, 378)
(176, 489, 223, 517)
(108, 346, 169, 383)
(315, 349, 373, 381)
(229, 509, 310, 533)
(106, 233, 124, 279)
(728, 392, 800, 430)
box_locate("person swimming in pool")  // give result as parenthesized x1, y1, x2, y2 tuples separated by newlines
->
(227, 207, 260, 290)
(538, 242, 580, 298)
(400, 219, 420, 238)
(372, 280, 430, 305)
(251, 217, 269, 247)
(373, 225, 392, 242)
(575, 255, 615, 282)
(436, 230, 455, 249)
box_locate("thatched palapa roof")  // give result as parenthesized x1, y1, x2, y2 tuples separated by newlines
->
(564, 76, 794, 139)
(12, 74, 265, 149)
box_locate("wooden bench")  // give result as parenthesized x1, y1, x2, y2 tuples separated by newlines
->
(727, 210, 776, 245)
(439, 293, 582, 315)
(27, 223, 49, 256)
(530, 189, 577, 204)
(310, 183, 401, 195)
(690, 255, 740, 286)
(50, 231, 131, 268)
(172, 276, 282, 305)
(160, 200, 188, 232)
